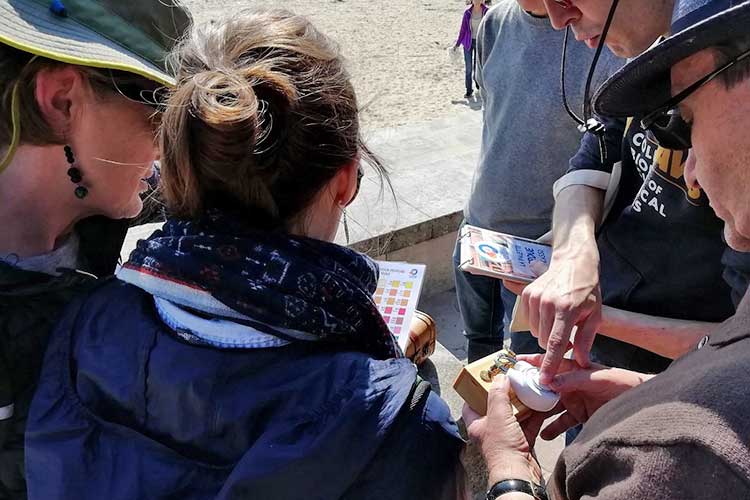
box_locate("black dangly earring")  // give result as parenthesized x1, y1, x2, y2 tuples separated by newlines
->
(64, 145, 88, 199)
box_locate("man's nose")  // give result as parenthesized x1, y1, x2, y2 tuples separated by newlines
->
(542, 0, 581, 30)
(684, 151, 701, 190)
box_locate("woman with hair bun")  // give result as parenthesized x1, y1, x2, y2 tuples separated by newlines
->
(26, 9, 465, 500)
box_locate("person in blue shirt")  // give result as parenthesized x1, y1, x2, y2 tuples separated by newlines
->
(453, 0, 618, 361)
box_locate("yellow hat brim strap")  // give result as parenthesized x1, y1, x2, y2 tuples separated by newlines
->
(0, 81, 22, 176)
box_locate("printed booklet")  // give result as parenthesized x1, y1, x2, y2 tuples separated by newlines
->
(373, 261, 426, 351)
(458, 225, 551, 283)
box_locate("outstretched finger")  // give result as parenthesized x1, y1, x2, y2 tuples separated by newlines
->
(537, 298, 554, 353)
(520, 403, 563, 448)
(539, 315, 575, 385)
(540, 411, 581, 441)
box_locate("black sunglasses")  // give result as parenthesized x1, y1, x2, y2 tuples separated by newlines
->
(100, 73, 167, 111)
(641, 46, 750, 150)
(115, 83, 167, 111)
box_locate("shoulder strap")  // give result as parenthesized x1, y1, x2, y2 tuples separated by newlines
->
(406, 375, 432, 412)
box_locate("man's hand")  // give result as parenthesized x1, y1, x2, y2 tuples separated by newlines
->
(463, 376, 542, 486)
(518, 354, 652, 441)
(509, 184, 604, 385)
(505, 253, 602, 385)
(505, 284, 714, 360)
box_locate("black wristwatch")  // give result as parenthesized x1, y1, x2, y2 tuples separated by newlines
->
(486, 479, 548, 500)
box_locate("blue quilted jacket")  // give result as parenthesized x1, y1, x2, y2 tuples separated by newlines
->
(25, 281, 464, 499)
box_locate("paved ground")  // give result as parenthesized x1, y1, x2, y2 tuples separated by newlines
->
(337, 105, 483, 246)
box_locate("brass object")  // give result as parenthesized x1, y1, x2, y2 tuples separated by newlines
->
(453, 348, 530, 418)
(479, 349, 517, 382)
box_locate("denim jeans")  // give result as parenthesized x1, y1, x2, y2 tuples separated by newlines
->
(463, 41, 476, 95)
(452, 227, 542, 361)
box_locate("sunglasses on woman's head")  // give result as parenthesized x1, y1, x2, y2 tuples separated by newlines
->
(641, 46, 750, 150)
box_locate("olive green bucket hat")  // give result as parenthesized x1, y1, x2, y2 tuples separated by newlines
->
(0, 0, 192, 86)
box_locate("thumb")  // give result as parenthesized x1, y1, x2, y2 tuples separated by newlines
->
(548, 369, 599, 393)
(487, 373, 512, 407)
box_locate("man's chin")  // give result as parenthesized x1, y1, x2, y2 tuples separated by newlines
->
(606, 42, 635, 59)
(724, 226, 750, 252)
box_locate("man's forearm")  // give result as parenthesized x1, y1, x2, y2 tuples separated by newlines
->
(550, 184, 603, 262)
(553, 186, 715, 360)
(598, 306, 718, 359)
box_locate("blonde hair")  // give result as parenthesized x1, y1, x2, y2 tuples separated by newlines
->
(160, 9, 379, 227)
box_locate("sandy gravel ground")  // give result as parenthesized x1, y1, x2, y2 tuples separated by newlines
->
(182, 0, 474, 130)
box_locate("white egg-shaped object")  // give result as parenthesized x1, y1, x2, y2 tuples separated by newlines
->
(507, 360, 560, 412)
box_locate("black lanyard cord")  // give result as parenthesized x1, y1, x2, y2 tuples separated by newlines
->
(559, 0, 621, 165)
(561, 26, 585, 127)
(583, 0, 619, 121)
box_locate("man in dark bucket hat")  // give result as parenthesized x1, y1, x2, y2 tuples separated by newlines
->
(510, 0, 750, 397)
(596, 1, 750, 247)
(467, 4, 750, 499)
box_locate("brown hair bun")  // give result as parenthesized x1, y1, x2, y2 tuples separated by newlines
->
(160, 9, 382, 228)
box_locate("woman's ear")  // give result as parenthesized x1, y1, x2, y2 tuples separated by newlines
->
(34, 65, 85, 137)
(334, 159, 360, 208)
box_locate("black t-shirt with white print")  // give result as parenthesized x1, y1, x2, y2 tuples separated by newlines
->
(568, 116, 745, 373)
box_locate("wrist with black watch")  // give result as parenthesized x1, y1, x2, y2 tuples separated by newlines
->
(486, 478, 548, 500)
(485, 453, 547, 500)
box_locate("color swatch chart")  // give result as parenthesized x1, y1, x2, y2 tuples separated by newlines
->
(373, 261, 426, 351)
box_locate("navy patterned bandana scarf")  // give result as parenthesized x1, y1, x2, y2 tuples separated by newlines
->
(118, 209, 402, 360)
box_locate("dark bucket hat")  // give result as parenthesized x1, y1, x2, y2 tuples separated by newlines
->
(592, 0, 750, 118)
(0, 0, 192, 86)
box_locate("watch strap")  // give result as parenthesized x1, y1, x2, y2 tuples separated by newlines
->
(486, 478, 548, 500)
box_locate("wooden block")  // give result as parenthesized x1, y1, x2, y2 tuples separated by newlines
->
(453, 350, 530, 419)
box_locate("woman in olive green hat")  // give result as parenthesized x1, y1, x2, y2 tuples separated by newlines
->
(0, 0, 190, 496)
